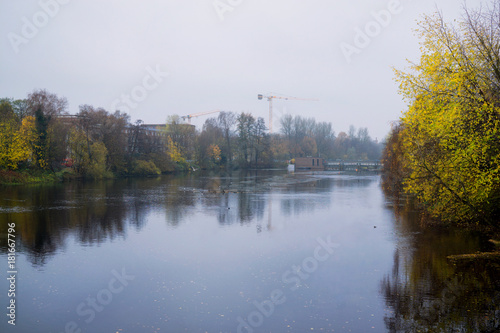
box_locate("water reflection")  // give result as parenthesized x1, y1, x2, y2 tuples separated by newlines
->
(0, 171, 375, 267)
(0, 181, 131, 265)
(1, 171, 498, 332)
(381, 197, 500, 332)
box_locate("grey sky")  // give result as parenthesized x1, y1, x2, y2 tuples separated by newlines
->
(1, 0, 484, 140)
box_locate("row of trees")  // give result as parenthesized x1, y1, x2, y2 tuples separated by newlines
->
(382, 2, 500, 226)
(197, 113, 382, 169)
(0, 90, 69, 171)
(278, 115, 381, 160)
(0, 91, 170, 178)
(1, 90, 383, 179)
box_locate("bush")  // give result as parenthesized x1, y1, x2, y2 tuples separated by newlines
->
(84, 141, 111, 179)
(147, 153, 175, 173)
(131, 160, 161, 176)
(0, 170, 27, 184)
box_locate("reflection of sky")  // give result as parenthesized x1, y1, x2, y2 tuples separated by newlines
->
(0, 171, 397, 332)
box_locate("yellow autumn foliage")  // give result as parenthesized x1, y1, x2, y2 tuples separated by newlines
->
(395, 9, 500, 224)
(208, 144, 221, 162)
(167, 136, 186, 164)
(0, 116, 36, 170)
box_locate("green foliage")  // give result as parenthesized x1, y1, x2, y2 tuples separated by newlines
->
(142, 153, 170, 173)
(68, 128, 89, 174)
(33, 107, 50, 169)
(68, 128, 111, 179)
(85, 141, 111, 179)
(27, 90, 69, 170)
(0, 169, 60, 184)
(131, 160, 161, 176)
(78, 106, 129, 174)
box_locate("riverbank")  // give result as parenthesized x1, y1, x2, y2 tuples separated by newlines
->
(0, 169, 63, 185)
(0, 166, 285, 185)
(0, 168, 162, 185)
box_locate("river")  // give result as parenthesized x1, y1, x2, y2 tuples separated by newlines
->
(0, 170, 498, 332)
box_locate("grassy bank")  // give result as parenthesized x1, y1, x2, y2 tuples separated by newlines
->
(0, 168, 78, 185)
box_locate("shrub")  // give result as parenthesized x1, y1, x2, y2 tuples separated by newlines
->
(131, 160, 161, 176)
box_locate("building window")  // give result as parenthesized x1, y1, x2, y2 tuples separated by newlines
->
(312, 159, 315, 166)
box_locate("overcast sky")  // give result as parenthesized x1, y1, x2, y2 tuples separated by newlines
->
(0, 0, 485, 140)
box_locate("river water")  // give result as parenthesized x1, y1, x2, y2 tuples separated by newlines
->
(0, 170, 498, 333)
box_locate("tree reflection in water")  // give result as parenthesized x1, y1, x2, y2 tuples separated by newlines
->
(380, 196, 500, 332)
(0, 171, 356, 267)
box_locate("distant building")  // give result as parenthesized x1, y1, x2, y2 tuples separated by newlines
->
(55, 115, 196, 155)
(126, 123, 196, 153)
(294, 157, 325, 171)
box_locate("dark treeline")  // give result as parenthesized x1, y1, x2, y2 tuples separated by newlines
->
(0, 89, 382, 180)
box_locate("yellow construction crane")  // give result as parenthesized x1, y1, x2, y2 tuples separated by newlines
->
(258, 94, 318, 133)
(180, 110, 222, 124)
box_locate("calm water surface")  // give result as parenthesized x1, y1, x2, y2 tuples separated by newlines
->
(0, 171, 498, 333)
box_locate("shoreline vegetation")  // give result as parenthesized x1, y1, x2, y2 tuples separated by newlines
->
(0, 90, 382, 185)
(0, 169, 62, 185)
(381, 3, 500, 238)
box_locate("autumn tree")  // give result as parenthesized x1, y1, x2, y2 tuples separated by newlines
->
(301, 136, 317, 157)
(314, 121, 335, 157)
(197, 118, 224, 169)
(33, 107, 50, 169)
(237, 112, 255, 166)
(393, 3, 500, 224)
(166, 115, 196, 160)
(333, 132, 349, 159)
(218, 111, 236, 166)
(77, 105, 129, 174)
(381, 122, 408, 196)
(207, 144, 222, 168)
(236, 113, 272, 167)
(0, 101, 32, 169)
(68, 127, 109, 178)
(253, 117, 271, 167)
(26, 90, 69, 170)
(166, 136, 186, 166)
(279, 115, 337, 158)
(11, 99, 29, 120)
(68, 128, 90, 174)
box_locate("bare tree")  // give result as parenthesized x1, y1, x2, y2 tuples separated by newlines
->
(217, 111, 236, 166)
